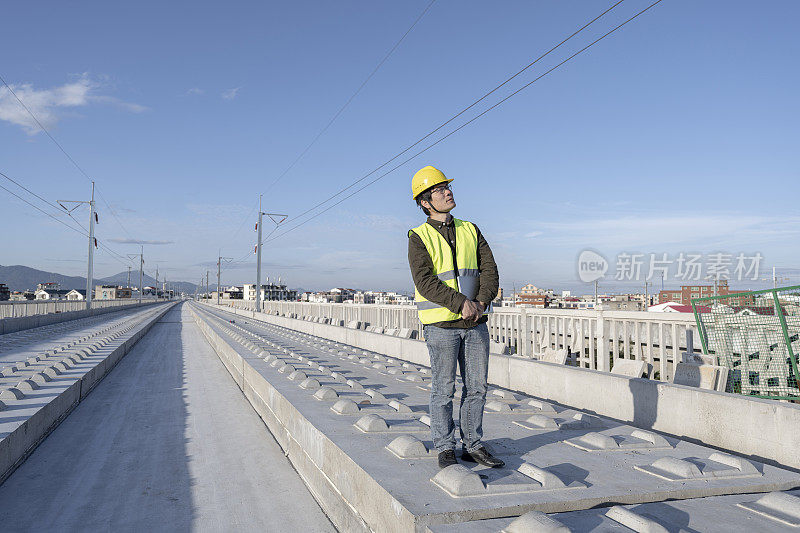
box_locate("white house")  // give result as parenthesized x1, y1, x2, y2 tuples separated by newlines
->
(66, 289, 86, 301)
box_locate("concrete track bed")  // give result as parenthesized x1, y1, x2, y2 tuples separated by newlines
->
(191, 304, 800, 532)
(0, 302, 176, 482)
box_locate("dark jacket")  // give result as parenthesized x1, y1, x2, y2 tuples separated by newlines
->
(408, 216, 499, 328)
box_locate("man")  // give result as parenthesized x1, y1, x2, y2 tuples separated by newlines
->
(407, 165, 504, 469)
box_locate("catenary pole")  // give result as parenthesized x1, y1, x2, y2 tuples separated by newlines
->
(139, 246, 143, 304)
(86, 181, 95, 310)
(254, 208, 287, 310)
(256, 195, 263, 312)
(58, 185, 97, 309)
(217, 254, 232, 305)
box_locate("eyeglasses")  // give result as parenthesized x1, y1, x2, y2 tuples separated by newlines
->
(430, 183, 452, 195)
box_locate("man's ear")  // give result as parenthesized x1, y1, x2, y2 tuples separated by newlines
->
(420, 198, 431, 212)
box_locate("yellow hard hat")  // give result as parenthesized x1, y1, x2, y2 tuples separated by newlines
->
(411, 165, 453, 199)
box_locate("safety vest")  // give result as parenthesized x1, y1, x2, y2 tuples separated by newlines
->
(409, 218, 489, 324)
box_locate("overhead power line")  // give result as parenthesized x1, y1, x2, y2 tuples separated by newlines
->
(0, 73, 138, 242)
(224, 0, 437, 256)
(0, 181, 87, 237)
(0, 169, 131, 265)
(262, 0, 438, 196)
(0, 169, 65, 213)
(265, 0, 663, 244)
(276, 0, 626, 231)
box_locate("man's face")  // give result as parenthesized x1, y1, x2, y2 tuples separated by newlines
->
(424, 183, 455, 213)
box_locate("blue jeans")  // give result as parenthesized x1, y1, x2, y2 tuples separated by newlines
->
(424, 322, 490, 453)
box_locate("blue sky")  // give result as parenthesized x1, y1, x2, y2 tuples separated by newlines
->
(1, 0, 798, 294)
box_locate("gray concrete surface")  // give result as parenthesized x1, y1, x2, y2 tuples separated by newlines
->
(0, 303, 175, 482)
(0, 306, 149, 365)
(427, 489, 800, 532)
(191, 304, 800, 532)
(206, 302, 800, 471)
(0, 300, 162, 335)
(0, 303, 335, 532)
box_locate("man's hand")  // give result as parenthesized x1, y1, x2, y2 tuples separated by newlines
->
(461, 299, 480, 321)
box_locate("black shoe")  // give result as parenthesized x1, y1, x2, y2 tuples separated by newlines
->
(461, 446, 505, 468)
(438, 449, 458, 469)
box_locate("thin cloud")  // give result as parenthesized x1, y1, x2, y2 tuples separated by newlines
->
(108, 238, 174, 245)
(185, 87, 204, 95)
(534, 214, 800, 249)
(0, 74, 146, 134)
(221, 87, 241, 100)
(92, 95, 148, 113)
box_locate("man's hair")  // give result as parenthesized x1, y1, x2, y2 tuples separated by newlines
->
(415, 189, 433, 217)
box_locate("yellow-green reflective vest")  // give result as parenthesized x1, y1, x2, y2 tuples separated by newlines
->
(409, 218, 488, 324)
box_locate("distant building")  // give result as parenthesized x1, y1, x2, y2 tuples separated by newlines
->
(10, 291, 35, 301)
(35, 288, 71, 300)
(95, 285, 132, 300)
(373, 292, 413, 306)
(243, 283, 297, 301)
(0, 283, 9, 301)
(515, 284, 552, 308)
(66, 289, 86, 301)
(224, 286, 244, 299)
(517, 293, 549, 308)
(353, 291, 376, 304)
(498, 296, 517, 307)
(658, 280, 752, 306)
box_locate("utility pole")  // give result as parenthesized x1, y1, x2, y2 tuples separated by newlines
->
(644, 281, 652, 310)
(206, 271, 210, 300)
(760, 267, 788, 289)
(139, 246, 144, 303)
(58, 181, 97, 310)
(594, 280, 599, 309)
(128, 247, 144, 304)
(255, 199, 288, 312)
(256, 196, 263, 312)
(86, 182, 95, 310)
(217, 253, 233, 305)
(155, 266, 159, 300)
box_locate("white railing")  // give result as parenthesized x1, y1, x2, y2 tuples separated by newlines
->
(0, 298, 165, 319)
(207, 299, 699, 381)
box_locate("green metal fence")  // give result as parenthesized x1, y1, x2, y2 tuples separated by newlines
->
(692, 285, 800, 400)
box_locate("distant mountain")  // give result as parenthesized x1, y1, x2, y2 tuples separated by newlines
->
(0, 265, 86, 292)
(100, 270, 157, 287)
(0, 265, 197, 294)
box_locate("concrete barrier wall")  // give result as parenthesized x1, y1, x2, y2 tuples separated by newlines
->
(0, 300, 164, 335)
(0, 302, 176, 484)
(206, 303, 800, 471)
(213, 299, 701, 380)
